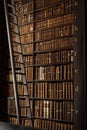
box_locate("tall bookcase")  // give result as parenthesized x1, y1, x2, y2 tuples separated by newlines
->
(0, 0, 86, 130)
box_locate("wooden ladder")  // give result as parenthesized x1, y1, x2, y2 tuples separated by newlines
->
(4, 0, 32, 126)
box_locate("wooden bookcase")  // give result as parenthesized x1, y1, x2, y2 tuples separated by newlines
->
(0, 0, 86, 130)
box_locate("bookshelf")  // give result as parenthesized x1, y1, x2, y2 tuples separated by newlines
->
(1, 0, 86, 130)
(7, 0, 75, 128)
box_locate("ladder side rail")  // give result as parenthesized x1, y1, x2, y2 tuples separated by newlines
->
(3, 0, 21, 125)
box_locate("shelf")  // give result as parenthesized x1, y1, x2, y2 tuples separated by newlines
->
(28, 79, 74, 83)
(24, 61, 73, 67)
(29, 97, 74, 102)
(21, 34, 73, 46)
(33, 117, 74, 124)
(5, 79, 74, 83)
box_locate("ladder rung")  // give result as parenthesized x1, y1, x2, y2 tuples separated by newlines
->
(18, 96, 29, 99)
(20, 106, 30, 108)
(22, 83, 27, 85)
(20, 116, 32, 119)
(15, 62, 24, 64)
(11, 31, 19, 35)
(9, 13, 16, 17)
(13, 51, 22, 55)
(8, 4, 15, 9)
(12, 41, 20, 45)
(19, 95, 29, 97)
(15, 67, 21, 70)
(10, 21, 17, 25)
(15, 72, 25, 75)
(8, 97, 15, 100)
(15, 81, 27, 84)
(8, 113, 17, 116)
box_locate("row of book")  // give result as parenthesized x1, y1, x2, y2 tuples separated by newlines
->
(17, 11, 74, 26)
(11, 37, 73, 55)
(8, 117, 31, 126)
(7, 64, 73, 81)
(35, 38, 73, 52)
(7, 67, 33, 81)
(8, 64, 73, 81)
(21, 37, 73, 54)
(35, 2, 73, 21)
(35, 50, 74, 64)
(18, 13, 74, 33)
(22, 50, 74, 66)
(7, 63, 73, 81)
(34, 82, 74, 99)
(20, 25, 74, 44)
(39, 24, 74, 41)
(35, 0, 73, 11)
(7, 116, 73, 130)
(35, 13, 74, 31)
(34, 100, 74, 121)
(15, 0, 73, 15)
(20, 22, 74, 40)
(35, 64, 73, 80)
(7, 81, 73, 99)
(34, 119, 74, 130)
(7, 98, 74, 121)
